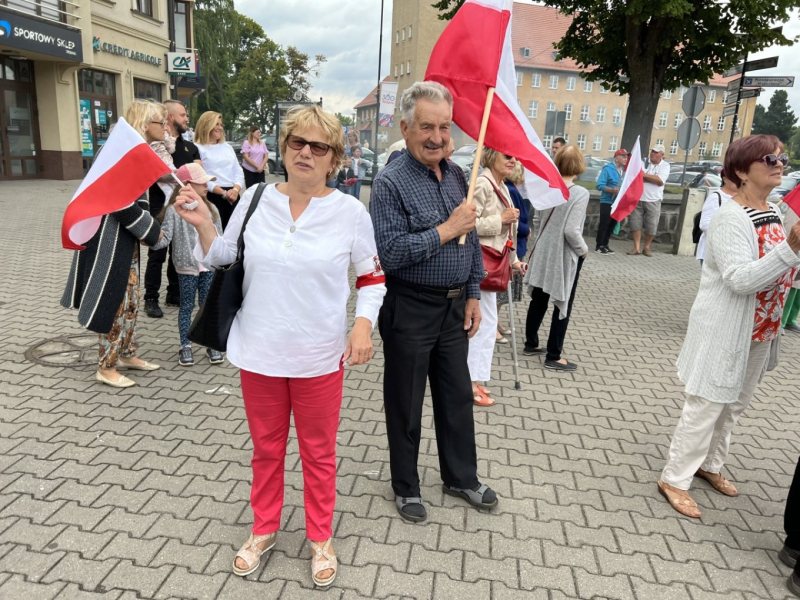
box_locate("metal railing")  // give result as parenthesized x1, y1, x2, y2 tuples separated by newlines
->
(0, 0, 82, 28)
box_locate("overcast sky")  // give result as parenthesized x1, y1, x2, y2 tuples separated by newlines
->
(237, 1, 800, 119)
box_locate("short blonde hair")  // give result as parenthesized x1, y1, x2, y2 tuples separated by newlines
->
(481, 147, 506, 169)
(554, 145, 585, 177)
(279, 105, 345, 173)
(195, 111, 224, 145)
(125, 100, 166, 137)
(508, 160, 525, 185)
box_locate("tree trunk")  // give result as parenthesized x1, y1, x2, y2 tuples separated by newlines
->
(622, 79, 662, 157)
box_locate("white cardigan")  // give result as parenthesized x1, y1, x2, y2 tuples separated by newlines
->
(676, 200, 800, 403)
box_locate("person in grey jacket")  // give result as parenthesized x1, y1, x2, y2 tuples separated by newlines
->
(155, 163, 224, 367)
(523, 145, 589, 372)
(659, 135, 800, 519)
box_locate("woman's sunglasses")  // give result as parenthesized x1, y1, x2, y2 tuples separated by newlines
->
(759, 153, 788, 167)
(287, 135, 332, 157)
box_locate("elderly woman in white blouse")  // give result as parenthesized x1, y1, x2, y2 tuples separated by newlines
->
(194, 111, 246, 229)
(659, 135, 800, 519)
(173, 105, 386, 587)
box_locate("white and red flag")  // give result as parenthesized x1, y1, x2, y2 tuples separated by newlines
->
(61, 117, 171, 250)
(784, 181, 800, 217)
(425, 0, 568, 209)
(610, 136, 645, 222)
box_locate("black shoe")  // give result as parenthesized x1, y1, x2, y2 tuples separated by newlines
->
(594, 247, 604, 254)
(781, 544, 800, 569)
(523, 346, 546, 356)
(789, 570, 800, 598)
(144, 299, 163, 318)
(544, 359, 578, 371)
(206, 348, 225, 365)
(178, 346, 194, 366)
(395, 496, 427, 523)
(165, 296, 180, 307)
(604, 246, 615, 254)
(442, 483, 498, 510)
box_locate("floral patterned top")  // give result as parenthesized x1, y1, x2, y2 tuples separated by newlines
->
(745, 205, 796, 341)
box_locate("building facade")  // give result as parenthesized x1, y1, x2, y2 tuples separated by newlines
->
(386, 1, 755, 159)
(0, 0, 194, 181)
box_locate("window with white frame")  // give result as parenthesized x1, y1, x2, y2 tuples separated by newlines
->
(521, 47, 530, 57)
(699, 141, 708, 156)
(596, 106, 606, 123)
(584, 80, 593, 92)
(674, 113, 682, 128)
(549, 75, 559, 89)
(564, 103, 572, 121)
(399, 63, 404, 76)
(600, 86, 609, 94)
(393, 64, 398, 77)
(577, 134, 586, 150)
(608, 136, 619, 151)
(531, 73, 541, 88)
(528, 100, 538, 119)
(717, 116, 725, 131)
(401, 28, 405, 41)
(679, 86, 687, 98)
(612, 108, 622, 125)
(712, 142, 723, 157)
(703, 115, 712, 130)
(670, 140, 679, 155)
(408, 25, 412, 39)
(516, 70, 523, 86)
(543, 135, 553, 149)
(662, 89, 672, 99)
(707, 89, 716, 103)
(395, 31, 399, 44)
(659, 112, 668, 128)
(566, 77, 576, 91)
(654, 139, 664, 151)
(580, 105, 590, 121)
(547, 101, 556, 112)
(593, 135, 602, 151)
(407, 61, 411, 76)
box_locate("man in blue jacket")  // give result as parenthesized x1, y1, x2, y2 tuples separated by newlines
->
(595, 149, 628, 254)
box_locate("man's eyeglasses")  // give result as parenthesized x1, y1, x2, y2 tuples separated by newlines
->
(759, 153, 789, 168)
(286, 135, 332, 157)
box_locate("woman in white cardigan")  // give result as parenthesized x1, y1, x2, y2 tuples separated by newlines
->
(659, 134, 800, 518)
(522, 145, 590, 372)
(467, 149, 525, 407)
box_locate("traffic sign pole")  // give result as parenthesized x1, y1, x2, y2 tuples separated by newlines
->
(730, 52, 747, 145)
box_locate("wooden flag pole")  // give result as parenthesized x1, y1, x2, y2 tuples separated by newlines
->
(459, 87, 495, 244)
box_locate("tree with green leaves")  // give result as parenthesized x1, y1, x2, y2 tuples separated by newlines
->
(752, 90, 797, 144)
(432, 0, 794, 153)
(336, 113, 355, 126)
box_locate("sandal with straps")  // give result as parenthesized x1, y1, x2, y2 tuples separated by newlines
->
(657, 480, 701, 519)
(309, 538, 337, 587)
(232, 531, 277, 577)
(695, 469, 738, 497)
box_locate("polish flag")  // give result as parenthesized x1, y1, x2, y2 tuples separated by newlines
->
(610, 136, 645, 222)
(783, 181, 800, 217)
(425, 0, 568, 209)
(61, 117, 171, 250)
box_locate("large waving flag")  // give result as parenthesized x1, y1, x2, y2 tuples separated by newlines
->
(61, 117, 171, 250)
(425, 0, 568, 209)
(610, 137, 645, 222)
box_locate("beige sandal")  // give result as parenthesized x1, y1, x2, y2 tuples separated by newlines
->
(695, 469, 738, 497)
(657, 480, 701, 519)
(309, 538, 337, 587)
(232, 532, 277, 577)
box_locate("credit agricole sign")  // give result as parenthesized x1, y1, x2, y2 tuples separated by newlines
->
(92, 36, 162, 66)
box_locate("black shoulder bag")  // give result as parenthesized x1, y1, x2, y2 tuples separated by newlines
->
(188, 183, 266, 352)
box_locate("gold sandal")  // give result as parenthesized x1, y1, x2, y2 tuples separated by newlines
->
(232, 532, 276, 577)
(695, 469, 738, 497)
(309, 538, 337, 587)
(657, 480, 701, 519)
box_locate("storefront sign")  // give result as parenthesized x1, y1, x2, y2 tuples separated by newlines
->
(167, 52, 196, 75)
(92, 36, 162, 67)
(0, 7, 82, 61)
(79, 99, 94, 157)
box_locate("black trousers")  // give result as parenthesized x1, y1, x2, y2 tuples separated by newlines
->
(244, 169, 264, 188)
(143, 245, 178, 302)
(785, 455, 800, 570)
(378, 281, 480, 498)
(208, 189, 237, 230)
(524, 257, 584, 361)
(595, 203, 616, 249)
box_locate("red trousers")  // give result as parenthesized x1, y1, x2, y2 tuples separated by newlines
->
(240, 367, 343, 541)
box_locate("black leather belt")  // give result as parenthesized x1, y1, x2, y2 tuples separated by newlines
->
(387, 275, 465, 299)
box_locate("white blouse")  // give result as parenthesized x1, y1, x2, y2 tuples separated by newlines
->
(196, 142, 246, 192)
(196, 184, 386, 377)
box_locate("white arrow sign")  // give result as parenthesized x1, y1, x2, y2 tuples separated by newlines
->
(742, 76, 794, 87)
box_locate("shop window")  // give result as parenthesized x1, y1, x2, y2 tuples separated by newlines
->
(135, 0, 154, 17)
(134, 79, 163, 101)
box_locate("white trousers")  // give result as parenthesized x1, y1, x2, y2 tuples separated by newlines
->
(467, 290, 497, 382)
(660, 340, 770, 490)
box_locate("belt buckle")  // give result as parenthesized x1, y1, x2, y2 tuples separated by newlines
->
(446, 287, 461, 299)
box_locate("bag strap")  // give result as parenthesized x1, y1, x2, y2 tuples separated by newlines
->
(481, 175, 514, 243)
(236, 183, 266, 260)
(715, 190, 722, 207)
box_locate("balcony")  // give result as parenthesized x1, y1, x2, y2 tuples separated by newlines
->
(1, 0, 82, 29)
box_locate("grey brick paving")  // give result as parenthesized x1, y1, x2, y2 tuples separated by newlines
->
(1, 179, 799, 599)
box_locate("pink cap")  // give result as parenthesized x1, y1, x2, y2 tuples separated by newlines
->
(176, 163, 216, 185)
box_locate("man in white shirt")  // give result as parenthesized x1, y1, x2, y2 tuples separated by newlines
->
(628, 144, 670, 256)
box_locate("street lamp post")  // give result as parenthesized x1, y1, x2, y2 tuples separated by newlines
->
(373, 0, 384, 156)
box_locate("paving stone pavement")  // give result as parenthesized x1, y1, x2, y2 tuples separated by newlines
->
(0, 178, 799, 600)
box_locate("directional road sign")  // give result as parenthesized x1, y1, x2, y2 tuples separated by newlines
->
(682, 86, 706, 118)
(723, 56, 779, 78)
(726, 78, 741, 93)
(742, 76, 794, 87)
(722, 104, 737, 118)
(739, 88, 761, 100)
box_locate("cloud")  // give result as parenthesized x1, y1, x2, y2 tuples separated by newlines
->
(237, 0, 393, 117)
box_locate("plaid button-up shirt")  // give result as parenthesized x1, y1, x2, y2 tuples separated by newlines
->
(370, 152, 483, 299)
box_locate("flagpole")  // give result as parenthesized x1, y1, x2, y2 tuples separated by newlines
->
(459, 87, 496, 244)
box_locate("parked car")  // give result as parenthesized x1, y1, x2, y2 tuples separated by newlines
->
(577, 156, 608, 182)
(450, 152, 474, 180)
(666, 170, 702, 186)
(688, 171, 722, 189)
(772, 176, 799, 197)
(355, 147, 376, 184)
